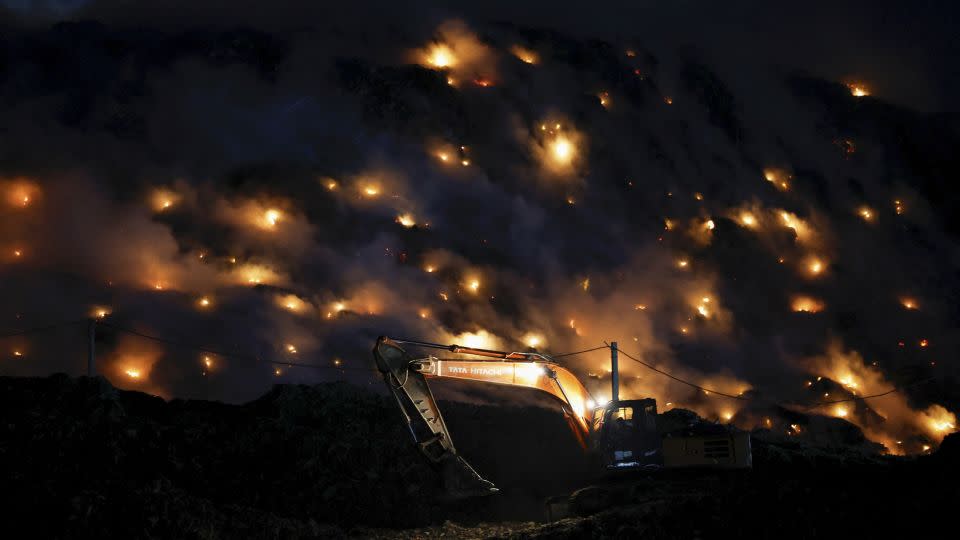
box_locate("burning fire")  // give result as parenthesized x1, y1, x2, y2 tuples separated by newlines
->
(521, 332, 546, 349)
(805, 256, 826, 277)
(791, 296, 825, 313)
(150, 188, 179, 212)
(857, 206, 875, 222)
(900, 297, 918, 310)
(465, 277, 481, 294)
(763, 168, 791, 191)
(396, 213, 416, 228)
(510, 45, 538, 64)
(276, 294, 306, 313)
(451, 330, 501, 350)
(5, 179, 40, 208)
(425, 43, 456, 68)
(847, 83, 870, 97)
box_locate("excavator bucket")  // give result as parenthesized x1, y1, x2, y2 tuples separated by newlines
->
(373, 336, 498, 498)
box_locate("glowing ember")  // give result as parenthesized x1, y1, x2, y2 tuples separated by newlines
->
(125, 368, 142, 379)
(277, 294, 306, 312)
(791, 296, 825, 313)
(894, 199, 904, 215)
(324, 179, 338, 191)
(361, 183, 381, 197)
(13, 249, 22, 257)
(396, 213, 416, 228)
(664, 96, 673, 105)
(150, 188, 179, 212)
(739, 211, 757, 228)
(677, 259, 689, 269)
(807, 258, 824, 276)
(203, 356, 213, 368)
(900, 297, 918, 310)
(326, 301, 347, 318)
(919, 339, 929, 348)
(858, 206, 875, 222)
(263, 209, 282, 228)
(598, 91, 610, 108)
(91, 306, 111, 319)
(848, 83, 870, 97)
(454, 330, 500, 350)
(763, 168, 791, 190)
(551, 136, 574, 164)
(466, 278, 481, 293)
(198, 296, 212, 308)
(286, 344, 297, 354)
(511, 45, 538, 64)
(424, 264, 437, 273)
(521, 332, 546, 349)
(418, 308, 430, 319)
(635, 304, 647, 311)
(426, 43, 456, 68)
(13, 350, 22, 357)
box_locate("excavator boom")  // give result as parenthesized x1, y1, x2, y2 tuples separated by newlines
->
(373, 336, 595, 497)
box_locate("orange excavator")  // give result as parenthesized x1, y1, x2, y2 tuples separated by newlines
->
(373, 336, 751, 498)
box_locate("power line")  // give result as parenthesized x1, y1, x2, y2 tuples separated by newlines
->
(609, 342, 750, 401)
(0, 319, 85, 339)
(550, 345, 610, 358)
(803, 377, 936, 411)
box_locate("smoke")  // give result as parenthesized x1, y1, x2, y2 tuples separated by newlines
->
(0, 6, 957, 453)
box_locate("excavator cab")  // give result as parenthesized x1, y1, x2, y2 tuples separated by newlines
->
(590, 398, 663, 469)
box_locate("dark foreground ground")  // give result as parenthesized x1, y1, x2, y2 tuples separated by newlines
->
(0, 375, 957, 539)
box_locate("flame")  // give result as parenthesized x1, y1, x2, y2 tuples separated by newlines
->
(510, 45, 538, 64)
(396, 213, 416, 228)
(858, 206, 875, 222)
(263, 209, 282, 228)
(598, 91, 610, 108)
(360, 183, 381, 198)
(551, 136, 574, 164)
(276, 294, 306, 312)
(739, 211, 757, 228)
(900, 297, 918, 310)
(805, 256, 826, 277)
(763, 168, 791, 191)
(791, 296, 825, 313)
(425, 43, 456, 68)
(150, 188, 179, 212)
(197, 296, 212, 308)
(848, 83, 870, 97)
(521, 332, 546, 349)
(90, 306, 111, 319)
(465, 277, 481, 294)
(451, 330, 501, 350)
(5, 179, 40, 208)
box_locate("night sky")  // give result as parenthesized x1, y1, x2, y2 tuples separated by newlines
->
(1, 0, 958, 454)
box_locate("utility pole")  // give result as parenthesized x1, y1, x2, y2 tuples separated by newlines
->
(87, 318, 96, 377)
(610, 341, 619, 403)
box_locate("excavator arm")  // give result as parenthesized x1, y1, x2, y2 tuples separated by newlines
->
(373, 336, 595, 498)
